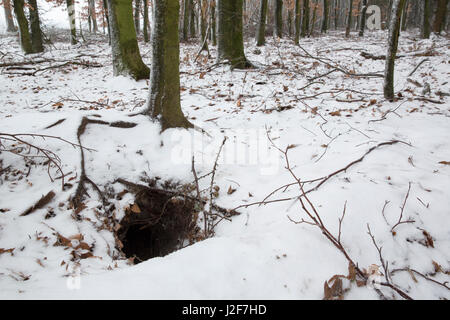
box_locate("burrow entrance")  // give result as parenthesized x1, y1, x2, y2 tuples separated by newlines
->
(116, 181, 199, 263)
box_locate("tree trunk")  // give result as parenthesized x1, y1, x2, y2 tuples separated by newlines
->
(422, 0, 431, 38)
(345, 0, 352, 37)
(3, 0, 17, 32)
(143, 0, 149, 42)
(200, 0, 209, 51)
(27, 0, 44, 53)
(211, 0, 217, 46)
(88, 0, 98, 33)
(256, 0, 268, 46)
(358, 0, 367, 36)
(134, 0, 141, 35)
(334, 0, 339, 30)
(107, 0, 149, 80)
(189, 0, 196, 38)
(401, 0, 408, 31)
(433, 0, 448, 34)
(217, 0, 251, 69)
(384, 0, 406, 101)
(275, 0, 283, 38)
(182, 0, 190, 41)
(66, 0, 77, 45)
(147, 0, 192, 130)
(301, 0, 310, 37)
(12, 0, 32, 54)
(103, 0, 111, 45)
(294, 0, 301, 44)
(310, 0, 317, 36)
(321, 0, 329, 33)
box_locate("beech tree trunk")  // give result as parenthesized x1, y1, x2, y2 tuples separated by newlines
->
(345, 0, 353, 37)
(275, 0, 283, 38)
(200, 0, 209, 51)
(66, 0, 77, 45)
(422, 0, 431, 38)
(321, 0, 329, 33)
(134, 0, 140, 35)
(433, 0, 448, 34)
(217, 0, 251, 69)
(143, 0, 149, 42)
(294, 0, 301, 44)
(358, 0, 367, 36)
(210, 0, 216, 46)
(88, 0, 98, 33)
(107, 0, 150, 80)
(301, 0, 310, 37)
(12, 0, 32, 54)
(3, 0, 17, 32)
(384, 0, 406, 101)
(256, 0, 268, 46)
(147, 0, 192, 130)
(28, 0, 44, 53)
(182, 0, 190, 41)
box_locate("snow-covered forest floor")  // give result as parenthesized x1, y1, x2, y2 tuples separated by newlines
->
(0, 28, 449, 299)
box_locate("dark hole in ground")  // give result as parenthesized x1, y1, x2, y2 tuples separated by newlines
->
(117, 186, 198, 263)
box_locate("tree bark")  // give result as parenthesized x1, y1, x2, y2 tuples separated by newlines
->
(107, 0, 149, 80)
(210, 0, 217, 46)
(433, 0, 448, 34)
(134, 0, 141, 35)
(384, 0, 406, 101)
(3, 0, 17, 32)
(66, 0, 77, 45)
(358, 0, 367, 36)
(12, 0, 33, 54)
(301, 0, 310, 37)
(200, 0, 209, 51)
(88, 0, 98, 33)
(294, 0, 301, 44)
(189, 0, 196, 38)
(321, 0, 329, 33)
(217, 0, 251, 69)
(147, 0, 192, 130)
(143, 0, 149, 42)
(27, 0, 44, 53)
(422, 0, 431, 38)
(275, 0, 283, 38)
(345, 0, 352, 37)
(401, 0, 408, 31)
(182, 0, 190, 41)
(256, 0, 268, 46)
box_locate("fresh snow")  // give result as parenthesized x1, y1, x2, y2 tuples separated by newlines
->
(0, 16, 449, 299)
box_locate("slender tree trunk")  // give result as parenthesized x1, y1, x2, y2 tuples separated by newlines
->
(217, 0, 251, 69)
(143, 0, 149, 42)
(182, 0, 190, 41)
(200, 0, 209, 51)
(27, 0, 44, 53)
(3, 0, 17, 32)
(301, 0, 310, 37)
(103, 0, 111, 45)
(189, 0, 196, 37)
(12, 0, 33, 53)
(294, 0, 301, 44)
(211, 0, 217, 46)
(107, 0, 149, 80)
(433, 0, 448, 34)
(345, 0, 352, 37)
(334, 0, 339, 30)
(384, 0, 406, 101)
(66, 0, 78, 45)
(134, 0, 141, 35)
(275, 0, 283, 38)
(321, 0, 329, 33)
(401, 0, 408, 31)
(88, 0, 98, 33)
(358, 0, 367, 36)
(310, 0, 318, 36)
(256, 0, 268, 46)
(147, 0, 192, 130)
(422, 0, 431, 38)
